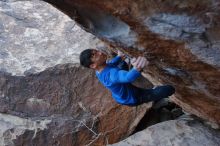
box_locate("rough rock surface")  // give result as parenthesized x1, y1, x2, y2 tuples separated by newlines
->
(0, 0, 102, 76)
(0, 1, 151, 145)
(44, 0, 220, 124)
(0, 64, 150, 146)
(109, 117, 220, 146)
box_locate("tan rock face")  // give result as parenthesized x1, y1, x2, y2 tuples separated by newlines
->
(0, 64, 150, 146)
(44, 0, 220, 124)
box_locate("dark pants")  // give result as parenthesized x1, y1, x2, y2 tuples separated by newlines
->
(135, 85, 175, 105)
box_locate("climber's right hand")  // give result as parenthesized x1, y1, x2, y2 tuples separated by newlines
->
(131, 56, 148, 72)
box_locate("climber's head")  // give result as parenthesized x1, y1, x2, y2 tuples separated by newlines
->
(80, 49, 107, 70)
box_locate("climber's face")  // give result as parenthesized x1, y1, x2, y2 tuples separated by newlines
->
(89, 49, 107, 69)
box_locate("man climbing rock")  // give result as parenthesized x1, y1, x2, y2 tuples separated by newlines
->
(79, 48, 175, 106)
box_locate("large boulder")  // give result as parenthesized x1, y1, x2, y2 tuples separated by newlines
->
(109, 117, 220, 146)
(0, 1, 151, 145)
(44, 0, 220, 124)
(0, 64, 150, 146)
(0, 0, 101, 76)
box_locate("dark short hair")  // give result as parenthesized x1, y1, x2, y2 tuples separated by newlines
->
(80, 49, 93, 68)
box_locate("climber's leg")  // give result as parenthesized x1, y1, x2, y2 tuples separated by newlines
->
(137, 85, 175, 104)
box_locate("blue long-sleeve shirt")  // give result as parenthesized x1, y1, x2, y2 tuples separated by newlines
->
(96, 56, 141, 105)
